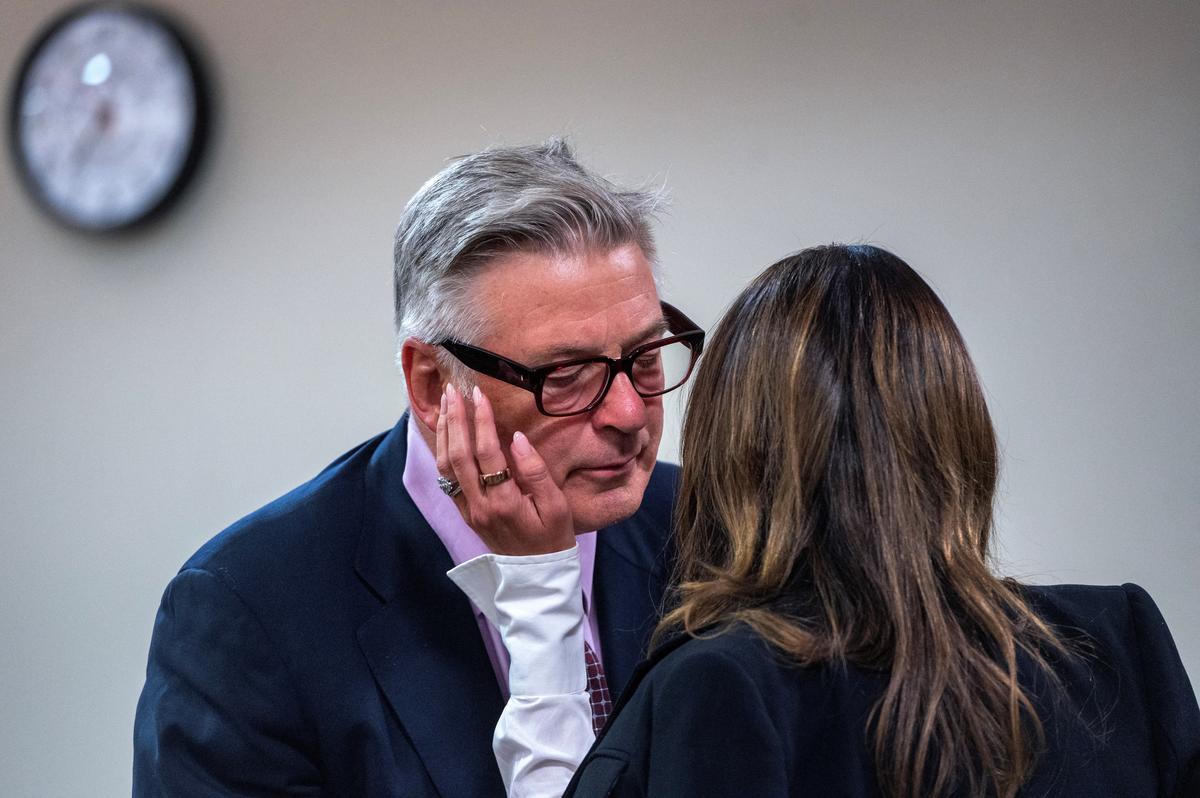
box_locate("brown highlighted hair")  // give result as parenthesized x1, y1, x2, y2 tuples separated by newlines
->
(660, 244, 1065, 798)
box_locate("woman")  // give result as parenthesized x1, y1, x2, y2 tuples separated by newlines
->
(443, 244, 1200, 797)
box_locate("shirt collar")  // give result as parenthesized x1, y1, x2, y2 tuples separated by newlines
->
(401, 415, 598, 613)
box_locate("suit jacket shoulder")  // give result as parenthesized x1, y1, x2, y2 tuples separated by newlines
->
(179, 430, 385, 620)
(134, 429, 403, 796)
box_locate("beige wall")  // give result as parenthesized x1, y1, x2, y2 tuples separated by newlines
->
(1, 1, 1197, 793)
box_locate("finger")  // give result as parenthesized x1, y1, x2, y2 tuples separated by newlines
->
(435, 388, 452, 478)
(445, 384, 484, 504)
(509, 431, 570, 528)
(471, 386, 520, 497)
(435, 388, 468, 507)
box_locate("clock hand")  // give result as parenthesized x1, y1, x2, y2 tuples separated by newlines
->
(68, 99, 113, 169)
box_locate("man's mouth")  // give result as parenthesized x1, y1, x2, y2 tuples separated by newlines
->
(573, 453, 640, 480)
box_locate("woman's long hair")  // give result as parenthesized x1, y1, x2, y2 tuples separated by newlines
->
(660, 244, 1066, 798)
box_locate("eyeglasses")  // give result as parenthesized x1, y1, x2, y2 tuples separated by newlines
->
(439, 302, 705, 417)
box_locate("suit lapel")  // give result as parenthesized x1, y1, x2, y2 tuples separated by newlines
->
(593, 511, 674, 699)
(354, 418, 506, 798)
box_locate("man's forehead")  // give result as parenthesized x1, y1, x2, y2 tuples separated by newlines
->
(471, 245, 664, 360)
(485, 296, 667, 361)
(523, 311, 671, 363)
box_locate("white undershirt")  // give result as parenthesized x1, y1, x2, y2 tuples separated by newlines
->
(448, 546, 594, 798)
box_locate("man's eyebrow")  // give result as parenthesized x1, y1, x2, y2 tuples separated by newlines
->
(533, 314, 670, 364)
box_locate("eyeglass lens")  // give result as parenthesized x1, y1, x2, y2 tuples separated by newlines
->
(540, 339, 695, 414)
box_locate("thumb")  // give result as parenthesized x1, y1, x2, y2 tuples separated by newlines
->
(509, 431, 570, 526)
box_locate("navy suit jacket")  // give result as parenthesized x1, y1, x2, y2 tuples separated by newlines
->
(133, 416, 677, 797)
(565, 583, 1200, 797)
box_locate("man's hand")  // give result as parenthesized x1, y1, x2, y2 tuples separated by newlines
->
(436, 384, 575, 555)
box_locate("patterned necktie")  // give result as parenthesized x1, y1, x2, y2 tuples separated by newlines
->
(584, 641, 613, 735)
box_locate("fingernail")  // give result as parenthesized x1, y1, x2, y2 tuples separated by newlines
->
(511, 431, 532, 456)
(472, 385, 482, 404)
(439, 392, 446, 413)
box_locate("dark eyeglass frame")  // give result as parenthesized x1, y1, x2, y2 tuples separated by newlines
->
(439, 302, 705, 417)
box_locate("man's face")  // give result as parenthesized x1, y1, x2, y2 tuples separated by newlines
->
(466, 243, 664, 532)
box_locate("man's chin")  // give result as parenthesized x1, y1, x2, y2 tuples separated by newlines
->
(566, 479, 649, 532)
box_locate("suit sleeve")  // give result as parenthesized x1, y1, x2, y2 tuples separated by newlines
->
(643, 648, 789, 798)
(133, 568, 322, 797)
(1122, 583, 1200, 797)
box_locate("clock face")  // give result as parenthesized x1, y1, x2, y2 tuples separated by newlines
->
(10, 3, 206, 231)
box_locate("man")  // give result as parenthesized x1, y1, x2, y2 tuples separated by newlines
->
(133, 140, 702, 796)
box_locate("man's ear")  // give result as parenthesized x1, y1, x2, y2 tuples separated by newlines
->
(401, 338, 446, 432)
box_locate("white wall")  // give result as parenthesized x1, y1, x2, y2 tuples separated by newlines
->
(1, 1, 1196, 794)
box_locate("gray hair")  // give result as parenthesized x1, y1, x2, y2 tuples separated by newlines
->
(393, 139, 664, 375)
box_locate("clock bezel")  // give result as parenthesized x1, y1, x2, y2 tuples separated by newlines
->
(6, 1, 211, 234)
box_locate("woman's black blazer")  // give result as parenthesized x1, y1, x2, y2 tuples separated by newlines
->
(564, 583, 1200, 797)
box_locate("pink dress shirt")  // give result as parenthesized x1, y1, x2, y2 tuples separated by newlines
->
(401, 416, 603, 698)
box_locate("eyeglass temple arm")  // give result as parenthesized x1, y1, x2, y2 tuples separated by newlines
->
(661, 302, 705, 353)
(441, 341, 536, 391)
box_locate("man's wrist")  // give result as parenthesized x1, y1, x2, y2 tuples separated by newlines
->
(447, 545, 587, 696)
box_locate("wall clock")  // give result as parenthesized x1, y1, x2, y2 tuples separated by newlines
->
(8, 2, 208, 232)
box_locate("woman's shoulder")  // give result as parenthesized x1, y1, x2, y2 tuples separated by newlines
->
(1014, 583, 1200, 795)
(1020, 581, 1144, 615)
(1016, 582, 1176, 652)
(993, 582, 1190, 705)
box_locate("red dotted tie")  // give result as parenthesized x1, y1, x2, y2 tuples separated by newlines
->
(584, 641, 613, 735)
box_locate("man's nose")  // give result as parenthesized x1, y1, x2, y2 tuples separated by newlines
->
(591, 372, 648, 433)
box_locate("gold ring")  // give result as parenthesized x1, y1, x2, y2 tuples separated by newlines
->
(479, 468, 511, 488)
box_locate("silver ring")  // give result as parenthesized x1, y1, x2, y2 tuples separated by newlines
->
(479, 468, 511, 488)
(437, 476, 462, 497)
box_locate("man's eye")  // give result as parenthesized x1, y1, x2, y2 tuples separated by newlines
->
(545, 366, 585, 386)
(634, 352, 661, 369)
